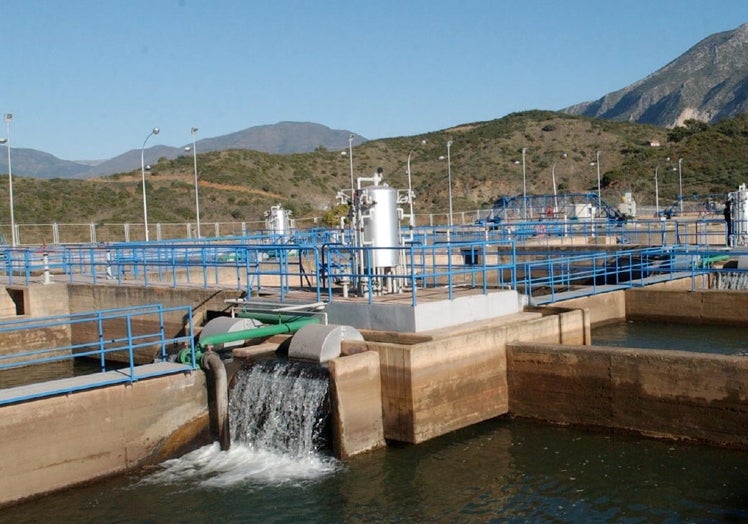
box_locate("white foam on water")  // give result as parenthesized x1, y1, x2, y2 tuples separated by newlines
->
(140, 442, 340, 489)
(140, 360, 340, 490)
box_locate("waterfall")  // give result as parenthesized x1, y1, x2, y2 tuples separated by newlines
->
(715, 272, 748, 290)
(228, 359, 331, 457)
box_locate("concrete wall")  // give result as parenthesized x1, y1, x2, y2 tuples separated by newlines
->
(626, 288, 748, 326)
(0, 283, 244, 364)
(0, 287, 20, 317)
(0, 371, 210, 507)
(507, 343, 748, 449)
(365, 309, 588, 444)
(25, 283, 71, 317)
(0, 284, 72, 364)
(554, 289, 626, 327)
(66, 284, 244, 363)
(327, 290, 520, 333)
(66, 283, 243, 323)
(328, 351, 386, 458)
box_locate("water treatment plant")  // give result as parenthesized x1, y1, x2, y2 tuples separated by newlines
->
(0, 171, 746, 519)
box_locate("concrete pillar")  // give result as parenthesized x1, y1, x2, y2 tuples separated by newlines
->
(328, 351, 385, 458)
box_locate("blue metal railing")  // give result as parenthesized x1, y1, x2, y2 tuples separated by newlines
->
(0, 221, 738, 304)
(318, 240, 517, 305)
(0, 304, 195, 405)
(520, 246, 709, 304)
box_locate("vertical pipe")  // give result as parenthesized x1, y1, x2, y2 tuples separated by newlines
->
(202, 351, 230, 451)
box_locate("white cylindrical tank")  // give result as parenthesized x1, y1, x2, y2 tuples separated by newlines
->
(730, 184, 748, 246)
(264, 205, 295, 236)
(361, 185, 400, 268)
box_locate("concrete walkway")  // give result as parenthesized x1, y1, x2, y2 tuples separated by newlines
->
(0, 362, 194, 405)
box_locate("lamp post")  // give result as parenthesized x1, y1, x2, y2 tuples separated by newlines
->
(654, 165, 660, 217)
(446, 140, 453, 226)
(678, 157, 684, 214)
(551, 163, 558, 214)
(521, 147, 527, 220)
(438, 141, 454, 226)
(406, 139, 426, 229)
(141, 127, 159, 241)
(184, 127, 201, 238)
(550, 151, 568, 216)
(348, 134, 355, 194)
(0, 113, 15, 247)
(595, 150, 601, 216)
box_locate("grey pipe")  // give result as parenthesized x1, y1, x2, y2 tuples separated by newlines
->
(201, 351, 230, 451)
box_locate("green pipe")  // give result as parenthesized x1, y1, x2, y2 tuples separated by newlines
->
(700, 255, 730, 268)
(178, 347, 204, 365)
(197, 317, 320, 350)
(235, 312, 310, 324)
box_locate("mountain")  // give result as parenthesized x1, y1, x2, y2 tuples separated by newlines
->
(565, 22, 748, 127)
(0, 148, 90, 179)
(192, 121, 366, 155)
(80, 145, 185, 178)
(8, 111, 748, 235)
(1, 122, 366, 179)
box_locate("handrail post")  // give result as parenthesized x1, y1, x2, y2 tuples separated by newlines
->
(126, 314, 135, 382)
(98, 310, 106, 372)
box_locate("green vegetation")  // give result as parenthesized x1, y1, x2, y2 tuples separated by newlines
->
(2, 111, 748, 226)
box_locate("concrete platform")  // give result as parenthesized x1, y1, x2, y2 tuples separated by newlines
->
(0, 362, 193, 406)
(327, 288, 521, 332)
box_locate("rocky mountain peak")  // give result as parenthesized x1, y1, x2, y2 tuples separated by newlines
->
(565, 22, 748, 128)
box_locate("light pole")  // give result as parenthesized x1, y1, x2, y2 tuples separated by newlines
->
(521, 147, 527, 220)
(438, 142, 454, 226)
(184, 127, 201, 238)
(595, 150, 601, 215)
(348, 134, 355, 194)
(551, 163, 558, 214)
(406, 139, 426, 229)
(678, 157, 684, 214)
(141, 127, 159, 241)
(446, 140, 453, 226)
(550, 152, 568, 216)
(0, 113, 15, 247)
(654, 165, 660, 217)
(654, 157, 671, 218)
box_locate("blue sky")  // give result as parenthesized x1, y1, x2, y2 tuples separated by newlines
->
(3, 0, 748, 160)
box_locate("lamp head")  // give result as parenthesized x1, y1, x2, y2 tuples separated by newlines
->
(191, 127, 198, 135)
(152, 128, 160, 135)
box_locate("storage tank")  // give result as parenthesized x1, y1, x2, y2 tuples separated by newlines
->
(617, 192, 637, 218)
(361, 185, 400, 269)
(264, 204, 295, 236)
(730, 184, 748, 246)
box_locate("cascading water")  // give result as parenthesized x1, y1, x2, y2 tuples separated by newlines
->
(229, 359, 332, 456)
(715, 272, 748, 290)
(140, 358, 338, 489)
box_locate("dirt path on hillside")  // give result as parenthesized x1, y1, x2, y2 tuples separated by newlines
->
(93, 174, 286, 200)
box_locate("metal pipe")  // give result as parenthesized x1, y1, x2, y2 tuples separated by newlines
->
(235, 311, 313, 324)
(197, 317, 320, 349)
(201, 351, 229, 451)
